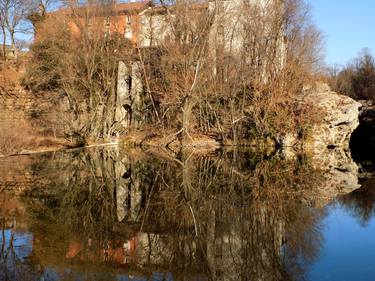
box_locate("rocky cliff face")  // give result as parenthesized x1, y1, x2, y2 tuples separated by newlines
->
(279, 84, 362, 203)
(305, 91, 361, 148)
(280, 83, 362, 150)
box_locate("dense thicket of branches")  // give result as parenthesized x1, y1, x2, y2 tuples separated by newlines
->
(140, 0, 323, 143)
(24, 2, 134, 140)
(329, 49, 375, 101)
(22, 0, 324, 144)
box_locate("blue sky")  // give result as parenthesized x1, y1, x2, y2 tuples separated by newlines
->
(309, 0, 375, 66)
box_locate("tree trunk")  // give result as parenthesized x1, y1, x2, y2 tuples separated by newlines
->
(10, 30, 17, 60)
(1, 27, 6, 62)
(182, 95, 193, 145)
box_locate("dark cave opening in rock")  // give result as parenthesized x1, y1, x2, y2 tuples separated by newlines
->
(350, 109, 375, 173)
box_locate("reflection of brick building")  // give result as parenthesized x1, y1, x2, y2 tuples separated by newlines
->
(65, 234, 140, 265)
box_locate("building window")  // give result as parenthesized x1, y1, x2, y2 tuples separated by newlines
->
(127, 15, 131, 25)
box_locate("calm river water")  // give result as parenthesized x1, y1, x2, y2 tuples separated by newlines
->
(0, 146, 374, 281)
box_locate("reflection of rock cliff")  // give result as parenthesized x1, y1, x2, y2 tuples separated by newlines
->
(281, 146, 361, 207)
(311, 148, 361, 207)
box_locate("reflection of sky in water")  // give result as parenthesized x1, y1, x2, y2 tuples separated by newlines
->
(3, 200, 375, 281)
(1, 230, 33, 260)
(308, 202, 375, 281)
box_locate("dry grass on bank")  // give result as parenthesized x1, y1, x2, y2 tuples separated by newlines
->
(0, 120, 36, 155)
(0, 120, 72, 156)
(0, 61, 73, 156)
(0, 95, 71, 156)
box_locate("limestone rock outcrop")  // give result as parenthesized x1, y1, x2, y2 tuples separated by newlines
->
(280, 83, 362, 150)
(305, 91, 361, 148)
(278, 83, 362, 205)
(113, 61, 144, 136)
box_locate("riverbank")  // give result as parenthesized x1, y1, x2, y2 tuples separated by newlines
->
(0, 77, 366, 159)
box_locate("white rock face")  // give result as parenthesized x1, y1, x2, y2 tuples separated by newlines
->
(304, 91, 362, 149)
(280, 84, 362, 150)
(114, 61, 144, 135)
(279, 84, 363, 204)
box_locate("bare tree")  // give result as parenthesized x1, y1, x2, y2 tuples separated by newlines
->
(0, 0, 33, 60)
(329, 48, 375, 101)
(23, 0, 324, 144)
(27, 0, 60, 34)
(24, 0, 134, 142)
(138, 0, 323, 144)
(0, 7, 6, 61)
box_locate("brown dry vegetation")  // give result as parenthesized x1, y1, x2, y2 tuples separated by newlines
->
(0, 102, 70, 156)
(0, 63, 36, 155)
(0, 0, 325, 154)
(0, 61, 74, 155)
(18, 0, 324, 148)
(0, 119, 34, 155)
(328, 48, 375, 101)
(23, 4, 136, 141)
(135, 0, 324, 144)
(6, 147, 326, 281)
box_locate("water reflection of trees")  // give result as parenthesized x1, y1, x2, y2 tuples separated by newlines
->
(0, 219, 38, 281)
(17, 147, 328, 281)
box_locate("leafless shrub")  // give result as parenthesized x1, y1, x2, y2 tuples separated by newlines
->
(329, 48, 375, 101)
(140, 0, 324, 143)
(24, 0, 134, 142)
(23, 0, 324, 144)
